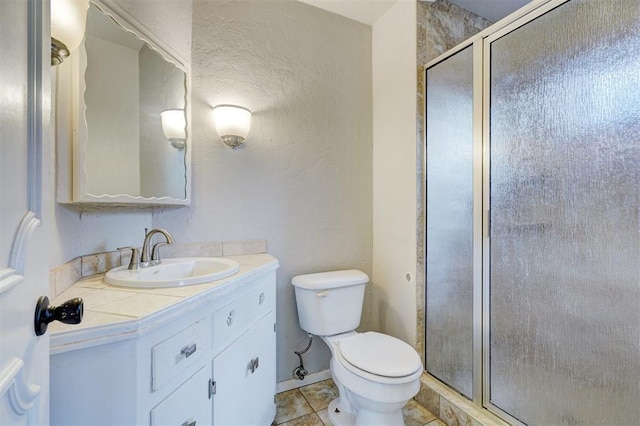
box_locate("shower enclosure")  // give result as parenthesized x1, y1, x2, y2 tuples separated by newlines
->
(425, 0, 640, 424)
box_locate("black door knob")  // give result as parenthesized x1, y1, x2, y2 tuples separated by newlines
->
(34, 296, 83, 336)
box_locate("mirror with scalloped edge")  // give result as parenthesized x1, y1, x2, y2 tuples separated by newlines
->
(56, 1, 190, 205)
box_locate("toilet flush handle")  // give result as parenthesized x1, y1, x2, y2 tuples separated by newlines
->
(316, 290, 329, 297)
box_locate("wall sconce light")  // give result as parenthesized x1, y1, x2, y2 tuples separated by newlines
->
(212, 105, 252, 149)
(161, 109, 187, 151)
(51, 0, 89, 66)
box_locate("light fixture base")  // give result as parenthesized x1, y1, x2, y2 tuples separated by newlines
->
(221, 135, 245, 149)
(51, 37, 70, 66)
(169, 138, 186, 151)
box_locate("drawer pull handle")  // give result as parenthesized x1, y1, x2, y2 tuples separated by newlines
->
(180, 343, 197, 358)
(247, 356, 260, 373)
(258, 292, 265, 305)
(226, 310, 234, 326)
(181, 420, 196, 426)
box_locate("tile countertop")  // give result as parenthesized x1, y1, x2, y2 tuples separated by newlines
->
(49, 254, 279, 355)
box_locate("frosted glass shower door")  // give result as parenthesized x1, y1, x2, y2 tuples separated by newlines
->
(426, 46, 474, 399)
(487, 0, 640, 424)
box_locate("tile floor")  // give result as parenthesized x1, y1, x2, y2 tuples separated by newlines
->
(275, 379, 445, 426)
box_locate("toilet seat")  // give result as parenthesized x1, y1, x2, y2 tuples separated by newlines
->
(334, 332, 422, 384)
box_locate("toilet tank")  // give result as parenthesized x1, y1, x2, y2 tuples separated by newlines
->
(291, 270, 369, 336)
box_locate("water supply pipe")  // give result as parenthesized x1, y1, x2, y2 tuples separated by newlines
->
(293, 333, 313, 380)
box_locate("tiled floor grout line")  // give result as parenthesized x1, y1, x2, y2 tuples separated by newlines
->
(299, 388, 329, 417)
(285, 387, 328, 425)
(276, 379, 439, 426)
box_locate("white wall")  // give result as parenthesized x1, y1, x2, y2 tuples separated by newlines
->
(371, 1, 418, 345)
(153, 0, 373, 383)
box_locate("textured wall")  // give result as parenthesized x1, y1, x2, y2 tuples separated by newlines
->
(153, 0, 373, 382)
(107, 0, 192, 65)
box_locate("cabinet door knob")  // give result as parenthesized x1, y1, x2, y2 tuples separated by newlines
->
(180, 343, 197, 358)
(34, 296, 83, 336)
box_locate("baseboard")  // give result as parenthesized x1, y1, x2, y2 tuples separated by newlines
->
(276, 369, 332, 393)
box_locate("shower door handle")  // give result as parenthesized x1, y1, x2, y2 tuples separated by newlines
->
(484, 209, 491, 238)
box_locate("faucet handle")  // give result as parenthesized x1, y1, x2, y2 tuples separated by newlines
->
(151, 242, 169, 263)
(117, 246, 140, 270)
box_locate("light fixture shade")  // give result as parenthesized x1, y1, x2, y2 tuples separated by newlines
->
(161, 109, 187, 150)
(51, 0, 89, 62)
(212, 105, 252, 148)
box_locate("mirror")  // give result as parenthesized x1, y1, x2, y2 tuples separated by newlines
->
(57, 1, 190, 205)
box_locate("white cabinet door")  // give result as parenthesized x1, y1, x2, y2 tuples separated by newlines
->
(0, 1, 50, 424)
(212, 311, 276, 426)
(247, 311, 276, 425)
(151, 367, 212, 426)
(212, 331, 253, 426)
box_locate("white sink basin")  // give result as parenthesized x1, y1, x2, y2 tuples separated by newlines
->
(105, 257, 240, 288)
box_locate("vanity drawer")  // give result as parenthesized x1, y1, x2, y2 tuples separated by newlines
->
(150, 366, 212, 426)
(151, 318, 207, 391)
(212, 276, 275, 354)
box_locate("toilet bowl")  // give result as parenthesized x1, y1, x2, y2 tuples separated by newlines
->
(323, 331, 422, 425)
(291, 270, 423, 426)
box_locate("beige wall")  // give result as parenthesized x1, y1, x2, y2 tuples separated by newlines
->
(153, 0, 373, 382)
(372, 0, 418, 345)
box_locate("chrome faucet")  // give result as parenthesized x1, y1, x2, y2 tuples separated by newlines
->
(117, 228, 175, 270)
(140, 228, 175, 267)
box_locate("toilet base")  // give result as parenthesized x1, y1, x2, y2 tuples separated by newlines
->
(328, 398, 356, 426)
(327, 398, 405, 426)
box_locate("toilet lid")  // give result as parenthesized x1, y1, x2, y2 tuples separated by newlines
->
(339, 332, 422, 377)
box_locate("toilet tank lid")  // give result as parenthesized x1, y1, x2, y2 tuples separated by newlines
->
(291, 270, 369, 290)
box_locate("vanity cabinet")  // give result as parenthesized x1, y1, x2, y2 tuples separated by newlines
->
(50, 269, 276, 426)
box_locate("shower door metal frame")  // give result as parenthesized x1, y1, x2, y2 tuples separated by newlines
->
(424, 36, 480, 402)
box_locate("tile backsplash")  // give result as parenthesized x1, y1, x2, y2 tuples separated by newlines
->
(49, 240, 267, 299)
(49, 257, 82, 299)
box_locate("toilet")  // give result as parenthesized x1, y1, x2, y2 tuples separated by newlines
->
(291, 270, 423, 426)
